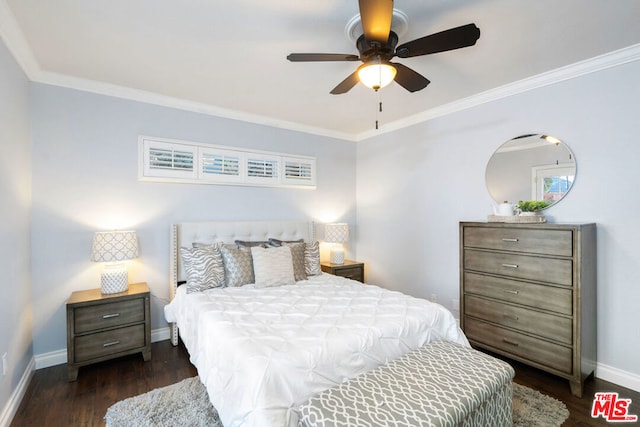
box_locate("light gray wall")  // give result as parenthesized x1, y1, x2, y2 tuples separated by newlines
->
(356, 59, 640, 379)
(0, 39, 32, 412)
(30, 84, 357, 355)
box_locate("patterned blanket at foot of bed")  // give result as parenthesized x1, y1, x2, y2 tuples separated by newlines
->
(296, 340, 515, 427)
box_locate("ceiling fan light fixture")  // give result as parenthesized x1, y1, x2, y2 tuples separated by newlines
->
(357, 60, 397, 90)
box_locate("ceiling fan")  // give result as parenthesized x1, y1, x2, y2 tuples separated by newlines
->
(287, 0, 480, 94)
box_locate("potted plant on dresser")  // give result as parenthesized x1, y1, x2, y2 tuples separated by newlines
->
(517, 200, 549, 216)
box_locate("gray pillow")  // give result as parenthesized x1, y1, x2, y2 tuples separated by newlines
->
(304, 241, 322, 276)
(220, 244, 255, 287)
(180, 244, 225, 293)
(268, 238, 304, 247)
(279, 241, 307, 281)
(235, 240, 270, 248)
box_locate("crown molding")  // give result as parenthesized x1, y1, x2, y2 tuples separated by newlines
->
(1, 0, 638, 142)
(356, 43, 640, 141)
(35, 70, 357, 142)
(0, 0, 40, 79)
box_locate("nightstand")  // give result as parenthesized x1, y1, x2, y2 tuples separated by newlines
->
(321, 260, 365, 283)
(66, 282, 151, 381)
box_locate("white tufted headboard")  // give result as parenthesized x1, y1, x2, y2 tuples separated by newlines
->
(169, 220, 315, 344)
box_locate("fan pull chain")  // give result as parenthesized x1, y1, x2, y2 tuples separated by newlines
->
(375, 91, 383, 130)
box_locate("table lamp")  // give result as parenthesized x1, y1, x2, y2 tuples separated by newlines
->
(324, 223, 349, 265)
(91, 230, 139, 294)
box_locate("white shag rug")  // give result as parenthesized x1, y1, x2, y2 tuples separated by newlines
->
(105, 377, 569, 426)
(105, 377, 221, 427)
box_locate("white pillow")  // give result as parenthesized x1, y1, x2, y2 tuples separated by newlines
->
(251, 246, 295, 288)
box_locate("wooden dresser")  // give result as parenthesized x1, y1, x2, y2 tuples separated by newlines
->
(459, 222, 596, 397)
(66, 282, 151, 381)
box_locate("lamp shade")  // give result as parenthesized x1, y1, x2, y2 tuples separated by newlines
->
(91, 230, 138, 294)
(324, 223, 349, 243)
(91, 231, 139, 262)
(357, 61, 397, 90)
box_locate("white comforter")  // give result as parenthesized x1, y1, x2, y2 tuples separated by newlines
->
(164, 273, 469, 427)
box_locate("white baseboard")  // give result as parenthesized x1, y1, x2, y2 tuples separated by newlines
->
(596, 362, 640, 393)
(0, 357, 34, 427)
(1, 327, 171, 426)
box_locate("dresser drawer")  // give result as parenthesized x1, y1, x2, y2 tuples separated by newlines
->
(464, 272, 572, 315)
(465, 295, 572, 345)
(463, 227, 573, 257)
(465, 318, 572, 374)
(464, 249, 573, 286)
(74, 298, 145, 334)
(74, 324, 146, 362)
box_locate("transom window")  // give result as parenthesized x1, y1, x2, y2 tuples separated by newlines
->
(139, 136, 316, 188)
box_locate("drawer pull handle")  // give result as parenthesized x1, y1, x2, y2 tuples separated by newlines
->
(502, 338, 520, 347)
(503, 314, 519, 321)
(103, 340, 120, 347)
(502, 263, 519, 269)
(504, 289, 519, 295)
(103, 313, 120, 319)
(502, 238, 519, 242)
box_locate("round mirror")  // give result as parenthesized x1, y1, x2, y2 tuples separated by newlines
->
(485, 134, 576, 209)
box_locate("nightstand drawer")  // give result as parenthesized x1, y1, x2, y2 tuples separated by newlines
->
(464, 249, 573, 286)
(74, 298, 145, 334)
(465, 318, 572, 374)
(321, 261, 365, 283)
(74, 324, 146, 362)
(464, 272, 572, 315)
(333, 266, 363, 282)
(465, 295, 572, 344)
(463, 227, 573, 256)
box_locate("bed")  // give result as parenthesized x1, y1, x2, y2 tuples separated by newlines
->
(164, 220, 469, 427)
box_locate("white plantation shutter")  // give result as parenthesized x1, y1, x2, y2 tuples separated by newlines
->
(200, 148, 243, 182)
(246, 154, 280, 184)
(282, 157, 316, 186)
(139, 136, 315, 188)
(142, 139, 196, 179)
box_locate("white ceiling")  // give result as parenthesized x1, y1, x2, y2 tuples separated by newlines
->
(2, 0, 640, 141)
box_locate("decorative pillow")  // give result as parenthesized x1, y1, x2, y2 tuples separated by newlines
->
(278, 242, 307, 281)
(235, 240, 270, 248)
(268, 238, 304, 247)
(180, 244, 225, 293)
(219, 244, 255, 287)
(304, 241, 322, 276)
(192, 242, 216, 248)
(251, 246, 295, 288)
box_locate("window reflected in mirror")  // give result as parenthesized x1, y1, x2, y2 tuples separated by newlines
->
(485, 134, 576, 209)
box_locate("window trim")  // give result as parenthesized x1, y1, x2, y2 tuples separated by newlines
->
(138, 135, 316, 188)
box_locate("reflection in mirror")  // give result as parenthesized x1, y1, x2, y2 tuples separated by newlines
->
(485, 134, 576, 209)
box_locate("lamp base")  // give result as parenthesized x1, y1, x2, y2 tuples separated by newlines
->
(330, 245, 345, 265)
(101, 263, 129, 294)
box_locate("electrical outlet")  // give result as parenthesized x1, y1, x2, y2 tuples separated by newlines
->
(430, 294, 437, 303)
(2, 352, 7, 376)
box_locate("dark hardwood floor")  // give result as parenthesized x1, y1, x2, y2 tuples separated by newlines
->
(10, 340, 640, 426)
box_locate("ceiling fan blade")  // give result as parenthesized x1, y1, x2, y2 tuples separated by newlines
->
(330, 71, 360, 95)
(358, 0, 394, 44)
(391, 62, 430, 92)
(287, 53, 360, 62)
(395, 23, 480, 58)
